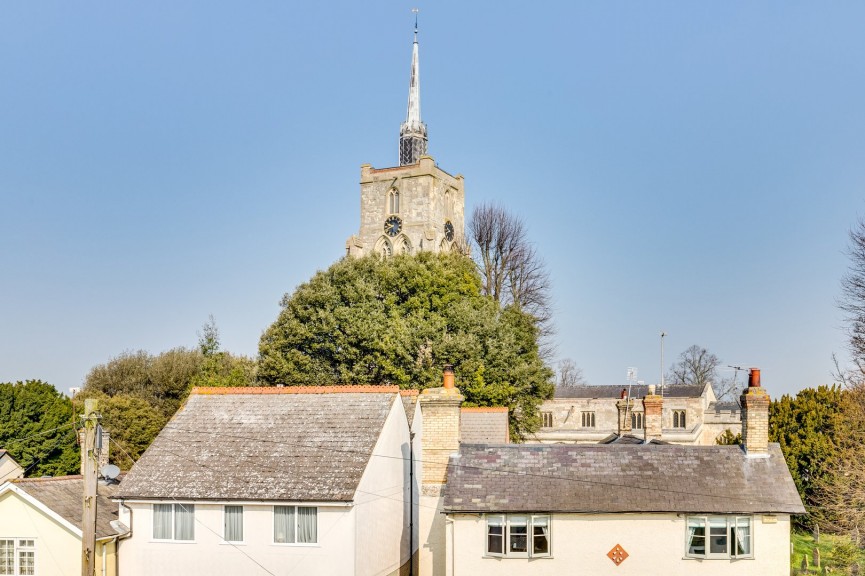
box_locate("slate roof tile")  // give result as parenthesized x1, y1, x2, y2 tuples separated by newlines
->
(117, 388, 398, 502)
(445, 443, 804, 515)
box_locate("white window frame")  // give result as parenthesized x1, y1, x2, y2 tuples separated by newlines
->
(273, 506, 318, 545)
(152, 503, 195, 542)
(223, 505, 244, 543)
(673, 409, 687, 429)
(0, 538, 36, 576)
(485, 514, 551, 558)
(685, 516, 752, 560)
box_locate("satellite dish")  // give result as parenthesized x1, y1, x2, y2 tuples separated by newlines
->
(100, 464, 120, 480)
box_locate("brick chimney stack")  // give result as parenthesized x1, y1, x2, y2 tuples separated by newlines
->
(740, 368, 770, 457)
(419, 364, 464, 576)
(642, 385, 663, 442)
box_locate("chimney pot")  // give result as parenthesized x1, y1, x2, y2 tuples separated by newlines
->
(748, 368, 761, 388)
(443, 364, 455, 389)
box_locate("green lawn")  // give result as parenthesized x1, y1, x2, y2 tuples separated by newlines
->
(791, 530, 864, 573)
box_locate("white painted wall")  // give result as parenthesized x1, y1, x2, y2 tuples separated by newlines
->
(0, 489, 115, 576)
(447, 513, 791, 576)
(353, 396, 413, 576)
(117, 501, 356, 576)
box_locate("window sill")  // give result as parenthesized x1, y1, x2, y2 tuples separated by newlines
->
(483, 555, 553, 560)
(271, 542, 320, 547)
(150, 540, 196, 544)
(683, 556, 754, 561)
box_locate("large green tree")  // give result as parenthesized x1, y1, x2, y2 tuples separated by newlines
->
(769, 385, 846, 522)
(258, 252, 554, 439)
(0, 380, 79, 478)
(79, 325, 256, 468)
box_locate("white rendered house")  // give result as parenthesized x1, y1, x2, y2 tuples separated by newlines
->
(115, 385, 415, 576)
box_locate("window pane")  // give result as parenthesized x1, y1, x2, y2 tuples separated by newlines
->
(687, 518, 706, 556)
(709, 518, 727, 554)
(153, 504, 173, 539)
(487, 516, 504, 555)
(532, 516, 550, 556)
(225, 506, 243, 542)
(734, 517, 751, 556)
(297, 507, 317, 543)
(274, 506, 296, 543)
(509, 516, 528, 553)
(174, 504, 195, 541)
(0, 540, 13, 576)
(18, 550, 35, 576)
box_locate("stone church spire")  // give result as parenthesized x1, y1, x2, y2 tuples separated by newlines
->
(399, 12, 428, 166)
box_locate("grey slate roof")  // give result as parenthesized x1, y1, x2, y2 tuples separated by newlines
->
(708, 400, 741, 412)
(118, 388, 399, 502)
(460, 408, 509, 444)
(599, 433, 669, 445)
(12, 476, 123, 539)
(445, 443, 804, 514)
(555, 384, 706, 399)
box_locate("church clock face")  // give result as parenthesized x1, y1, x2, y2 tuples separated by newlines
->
(384, 215, 403, 237)
(444, 220, 454, 242)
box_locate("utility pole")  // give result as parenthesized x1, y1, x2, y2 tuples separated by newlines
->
(81, 399, 99, 576)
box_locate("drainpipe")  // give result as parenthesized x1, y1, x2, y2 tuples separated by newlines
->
(409, 431, 415, 576)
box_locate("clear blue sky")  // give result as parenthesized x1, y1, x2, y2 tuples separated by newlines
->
(2, 2, 864, 398)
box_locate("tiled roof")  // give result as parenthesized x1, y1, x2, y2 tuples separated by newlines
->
(554, 384, 706, 399)
(599, 433, 669, 445)
(118, 389, 398, 502)
(12, 476, 123, 539)
(461, 408, 509, 444)
(445, 443, 804, 514)
(708, 400, 741, 412)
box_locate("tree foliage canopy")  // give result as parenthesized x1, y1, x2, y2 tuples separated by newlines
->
(769, 385, 846, 521)
(0, 380, 79, 478)
(666, 344, 742, 401)
(258, 252, 554, 439)
(80, 333, 256, 469)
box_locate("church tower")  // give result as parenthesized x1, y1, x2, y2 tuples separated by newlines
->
(346, 17, 465, 258)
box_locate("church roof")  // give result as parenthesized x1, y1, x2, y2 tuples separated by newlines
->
(554, 384, 707, 399)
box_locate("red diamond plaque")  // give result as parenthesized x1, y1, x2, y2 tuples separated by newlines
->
(607, 544, 629, 566)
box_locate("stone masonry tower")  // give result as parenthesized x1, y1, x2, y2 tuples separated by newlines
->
(346, 18, 465, 258)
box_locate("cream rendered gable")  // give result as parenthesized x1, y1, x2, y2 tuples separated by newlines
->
(0, 482, 118, 576)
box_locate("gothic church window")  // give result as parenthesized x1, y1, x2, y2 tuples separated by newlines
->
(397, 237, 412, 254)
(375, 237, 393, 258)
(389, 189, 400, 214)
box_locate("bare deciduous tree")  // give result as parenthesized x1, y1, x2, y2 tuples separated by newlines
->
(666, 344, 742, 402)
(840, 218, 865, 362)
(468, 202, 553, 351)
(556, 358, 586, 388)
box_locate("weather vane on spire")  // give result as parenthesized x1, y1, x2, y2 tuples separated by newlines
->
(412, 8, 419, 37)
(399, 7, 427, 165)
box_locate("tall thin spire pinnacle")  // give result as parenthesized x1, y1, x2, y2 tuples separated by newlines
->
(399, 8, 428, 166)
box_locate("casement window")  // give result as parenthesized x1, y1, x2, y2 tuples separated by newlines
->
(153, 503, 195, 541)
(273, 506, 318, 544)
(486, 515, 551, 558)
(541, 412, 553, 428)
(686, 516, 752, 559)
(581, 411, 595, 428)
(673, 410, 687, 429)
(224, 506, 244, 543)
(0, 539, 35, 576)
(631, 412, 644, 430)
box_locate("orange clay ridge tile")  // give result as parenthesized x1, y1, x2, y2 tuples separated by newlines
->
(399, 389, 419, 396)
(460, 406, 508, 412)
(191, 385, 401, 395)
